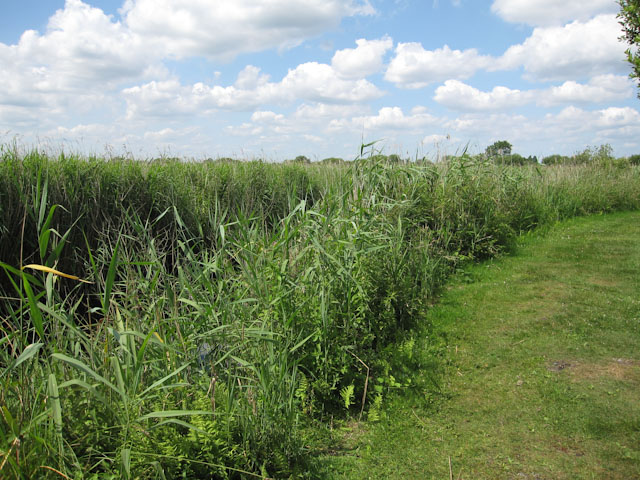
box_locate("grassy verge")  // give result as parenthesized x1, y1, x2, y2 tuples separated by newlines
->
(2, 146, 639, 478)
(319, 211, 640, 479)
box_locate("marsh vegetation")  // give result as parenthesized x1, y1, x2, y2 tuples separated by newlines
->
(1, 143, 639, 478)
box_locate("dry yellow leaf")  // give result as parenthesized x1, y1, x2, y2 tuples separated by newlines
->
(22, 264, 93, 284)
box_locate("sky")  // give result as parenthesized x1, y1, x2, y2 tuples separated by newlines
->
(0, 0, 638, 161)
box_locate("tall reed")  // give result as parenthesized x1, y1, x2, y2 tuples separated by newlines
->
(1, 145, 639, 478)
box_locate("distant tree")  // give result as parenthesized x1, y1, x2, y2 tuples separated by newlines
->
(320, 157, 345, 164)
(628, 153, 640, 165)
(572, 144, 614, 164)
(541, 154, 568, 165)
(542, 145, 614, 166)
(492, 153, 537, 166)
(618, 0, 640, 97)
(485, 140, 512, 157)
(291, 155, 311, 163)
(369, 154, 388, 163)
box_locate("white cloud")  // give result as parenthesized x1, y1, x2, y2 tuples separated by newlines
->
(0, 0, 162, 128)
(293, 102, 367, 120)
(499, 15, 627, 81)
(235, 65, 271, 89)
(597, 106, 640, 127)
(442, 106, 640, 156)
(352, 106, 438, 130)
(303, 134, 324, 143)
(121, 0, 376, 60)
(539, 75, 633, 106)
(434, 80, 532, 111)
(0, 0, 150, 94)
(281, 62, 383, 103)
(123, 63, 383, 118)
(423, 134, 449, 143)
(225, 103, 366, 142)
(446, 112, 529, 137)
(543, 106, 640, 142)
(251, 110, 285, 123)
(0, 0, 380, 125)
(385, 43, 492, 88)
(434, 75, 633, 111)
(331, 36, 393, 78)
(491, 0, 618, 27)
(51, 123, 117, 139)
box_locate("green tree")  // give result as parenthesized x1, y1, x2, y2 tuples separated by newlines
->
(485, 140, 512, 157)
(542, 154, 569, 166)
(320, 157, 345, 164)
(618, 0, 640, 97)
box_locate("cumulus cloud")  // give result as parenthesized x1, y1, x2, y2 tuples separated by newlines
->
(282, 62, 383, 103)
(498, 15, 627, 81)
(251, 110, 286, 124)
(543, 106, 640, 144)
(0, 0, 150, 96)
(331, 36, 393, 78)
(441, 106, 640, 156)
(597, 106, 640, 128)
(0, 0, 161, 127)
(121, 0, 376, 60)
(293, 102, 367, 120)
(434, 75, 633, 111)
(423, 134, 453, 144)
(434, 80, 533, 111)
(446, 112, 528, 136)
(235, 65, 271, 89)
(225, 103, 366, 141)
(491, 0, 618, 27)
(352, 106, 438, 130)
(385, 43, 492, 88)
(550, 105, 640, 129)
(0, 0, 378, 122)
(123, 63, 384, 118)
(539, 75, 633, 106)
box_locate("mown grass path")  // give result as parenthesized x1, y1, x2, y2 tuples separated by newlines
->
(319, 212, 640, 479)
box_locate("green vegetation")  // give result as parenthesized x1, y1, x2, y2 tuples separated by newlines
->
(485, 140, 513, 157)
(542, 145, 627, 166)
(0, 142, 639, 478)
(618, 0, 640, 97)
(320, 212, 640, 479)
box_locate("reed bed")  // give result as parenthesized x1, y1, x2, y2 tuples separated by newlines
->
(1, 144, 639, 478)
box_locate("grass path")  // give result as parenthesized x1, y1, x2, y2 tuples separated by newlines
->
(318, 211, 640, 479)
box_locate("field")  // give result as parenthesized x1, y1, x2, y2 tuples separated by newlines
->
(320, 211, 640, 479)
(1, 144, 639, 479)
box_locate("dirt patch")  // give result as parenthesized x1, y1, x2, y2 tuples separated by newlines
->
(339, 419, 369, 447)
(587, 276, 620, 288)
(550, 439, 585, 457)
(548, 358, 640, 382)
(547, 360, 572, 372)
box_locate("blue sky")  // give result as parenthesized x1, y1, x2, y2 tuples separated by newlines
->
(0, 0, 637, 160)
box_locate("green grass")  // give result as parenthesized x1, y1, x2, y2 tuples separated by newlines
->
(1, 144, 640, 478)
(319, 211, 640, 479)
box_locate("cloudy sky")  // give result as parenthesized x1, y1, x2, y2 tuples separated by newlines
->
(0, 0, 637, 160)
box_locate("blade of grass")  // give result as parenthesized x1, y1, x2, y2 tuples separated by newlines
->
(22, 274, 44, 340)
(22, 264, 92, 283)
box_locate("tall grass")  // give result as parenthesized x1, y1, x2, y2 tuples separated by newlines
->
(1, 144, 639, 478)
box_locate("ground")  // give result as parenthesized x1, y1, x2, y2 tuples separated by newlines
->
(316, 211, 640, 479)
